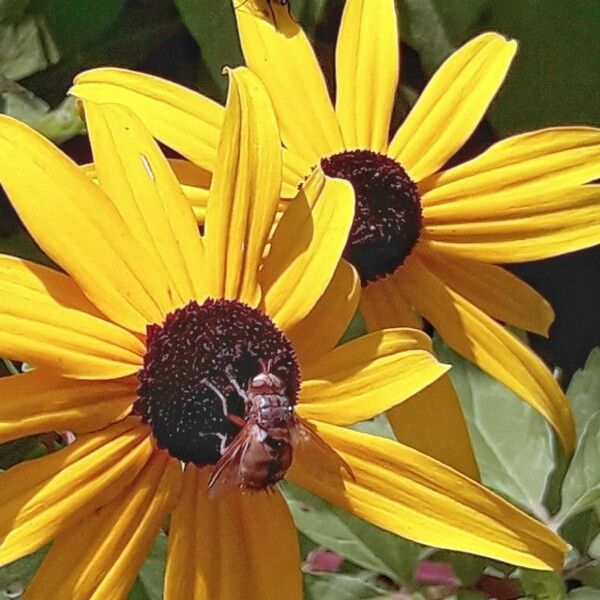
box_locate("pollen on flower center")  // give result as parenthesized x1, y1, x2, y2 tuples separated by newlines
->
(135, 299, 300, 466)
(321, 150, 422, 285)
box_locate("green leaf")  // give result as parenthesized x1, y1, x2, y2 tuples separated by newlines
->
(304, 572, 387, 600)
(1, 87, 84, 143)
(451, 593, 488, 600)
(32, 0, 126, 52)
(519, 569, 566, 600)
(0, 547, 47, 596)
(397, 0, 454, 74)
(557, 411, 600, 524)
(561, 510, 600, 556)
(428, 0, 600, 135)
(569, 589, 600, 600)
(590, 532, 600, 560)
(22, 0, 180, 105)
(0, 0, 33, 22)
(137, 531, 167, 600)
(338, 310, 367, 345)
(0, 436, 49, 470)
(351, 414, 395, 441)
(431, 550, 487, 586)
(282, 481, 422, 586)
(579, 566, 600, 590)
(127, 578, 151, 600)
(174, 0, 242, 102)
(294, 0, 328, 37)
(568, 348, 600, 437)
(0, 14, 59, 80)
(434, 338, 556, 517)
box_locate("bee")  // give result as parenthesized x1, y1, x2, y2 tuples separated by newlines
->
(205, 359, 351, 498)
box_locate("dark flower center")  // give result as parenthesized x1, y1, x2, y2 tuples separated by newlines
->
(321, 150, 422, 285)
(135, 299, 300, 466)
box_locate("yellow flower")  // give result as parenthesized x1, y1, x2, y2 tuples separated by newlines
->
(71, 0, 600, 454)
(0, 67, 566, 596)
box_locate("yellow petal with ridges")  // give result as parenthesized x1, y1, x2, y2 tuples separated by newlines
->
(0, 419, 153, 566)
(85, 102, 208, 304)
(420, 127, 600, 201)
(286, 260, 360, 365)
(0, 370, 136, 444)
(398, 254, 575, 449)
(25, 451, 181, 600)
(165, 466, 302, 600)
(360, 272, 422, 331)
(261, 168, 355, 331)
(0, 261, 144, 379)
(420, 248, 554, 336)
(204, 67, 281, 305)
(0, 254, 101, 317)
(423, 185, 600, 263)
(335, 0, 399, 152)
(289, 422, 567, 570)
(235, 1, 343, 163)
(71, 67, 223, 173)
(298, 329, 449, 424)
(0, 116, 171, 332)
(387, 374, 480, 481)
(388, 33, 516, 182)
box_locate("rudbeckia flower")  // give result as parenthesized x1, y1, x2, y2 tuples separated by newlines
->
(0, 67, 567, 597)
(71, 0, 600, 456)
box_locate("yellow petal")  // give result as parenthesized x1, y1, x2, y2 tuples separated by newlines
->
(0, 257, 144, 379)
(261, 168, 355, 330)
(387, 374, 480, 481)
(298, 329, 449, 424)
(421, 127, 600, 203)
(398, 254, 576, 449)
(282, 147, 314, 197)
(71, 67, 223, 173)
(420, 248, 554, 336)
(165, 466, 302, 600)
(234, 1, 343, 163)
(335, 0, 398, 152)
(0, 254, 101, 316)
(0, 419, 153, 566)
(25, 451, 181, 600)
(0, 370, 136, 444)
(388, 33, 517, 182)
(84, 102, 208, 304)
(287, 260, 360, 365)
(204, 67, 282, 305)
(0, 115, 172, 332)
(289, 422, 567, 570)
(359, 272, 422, 331)
(424, 184, 600, 263)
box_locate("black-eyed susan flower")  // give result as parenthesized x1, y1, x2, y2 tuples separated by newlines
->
(0, 67, 567, 597)
(71, 0, 600, 457)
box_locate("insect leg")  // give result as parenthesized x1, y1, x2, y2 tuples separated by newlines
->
(225, 365, 249, 402)
(202, 377, 230, 416)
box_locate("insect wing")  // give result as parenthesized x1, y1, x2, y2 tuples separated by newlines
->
(291, 418, 355, 481)
(207, 426, 253, 500)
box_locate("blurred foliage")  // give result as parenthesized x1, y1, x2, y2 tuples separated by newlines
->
(0, 0, 597, 142)
(0, 1, 599, 599)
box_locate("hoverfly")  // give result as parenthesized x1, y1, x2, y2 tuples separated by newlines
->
(206, 359, 351, 498)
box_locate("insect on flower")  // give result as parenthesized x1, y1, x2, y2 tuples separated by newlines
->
(206, 359, 351, 498)
(234, 0, 293, 26)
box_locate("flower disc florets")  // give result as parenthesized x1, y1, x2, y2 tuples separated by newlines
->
(136, 299, 300, 466)
(321, 150, 422, 285)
